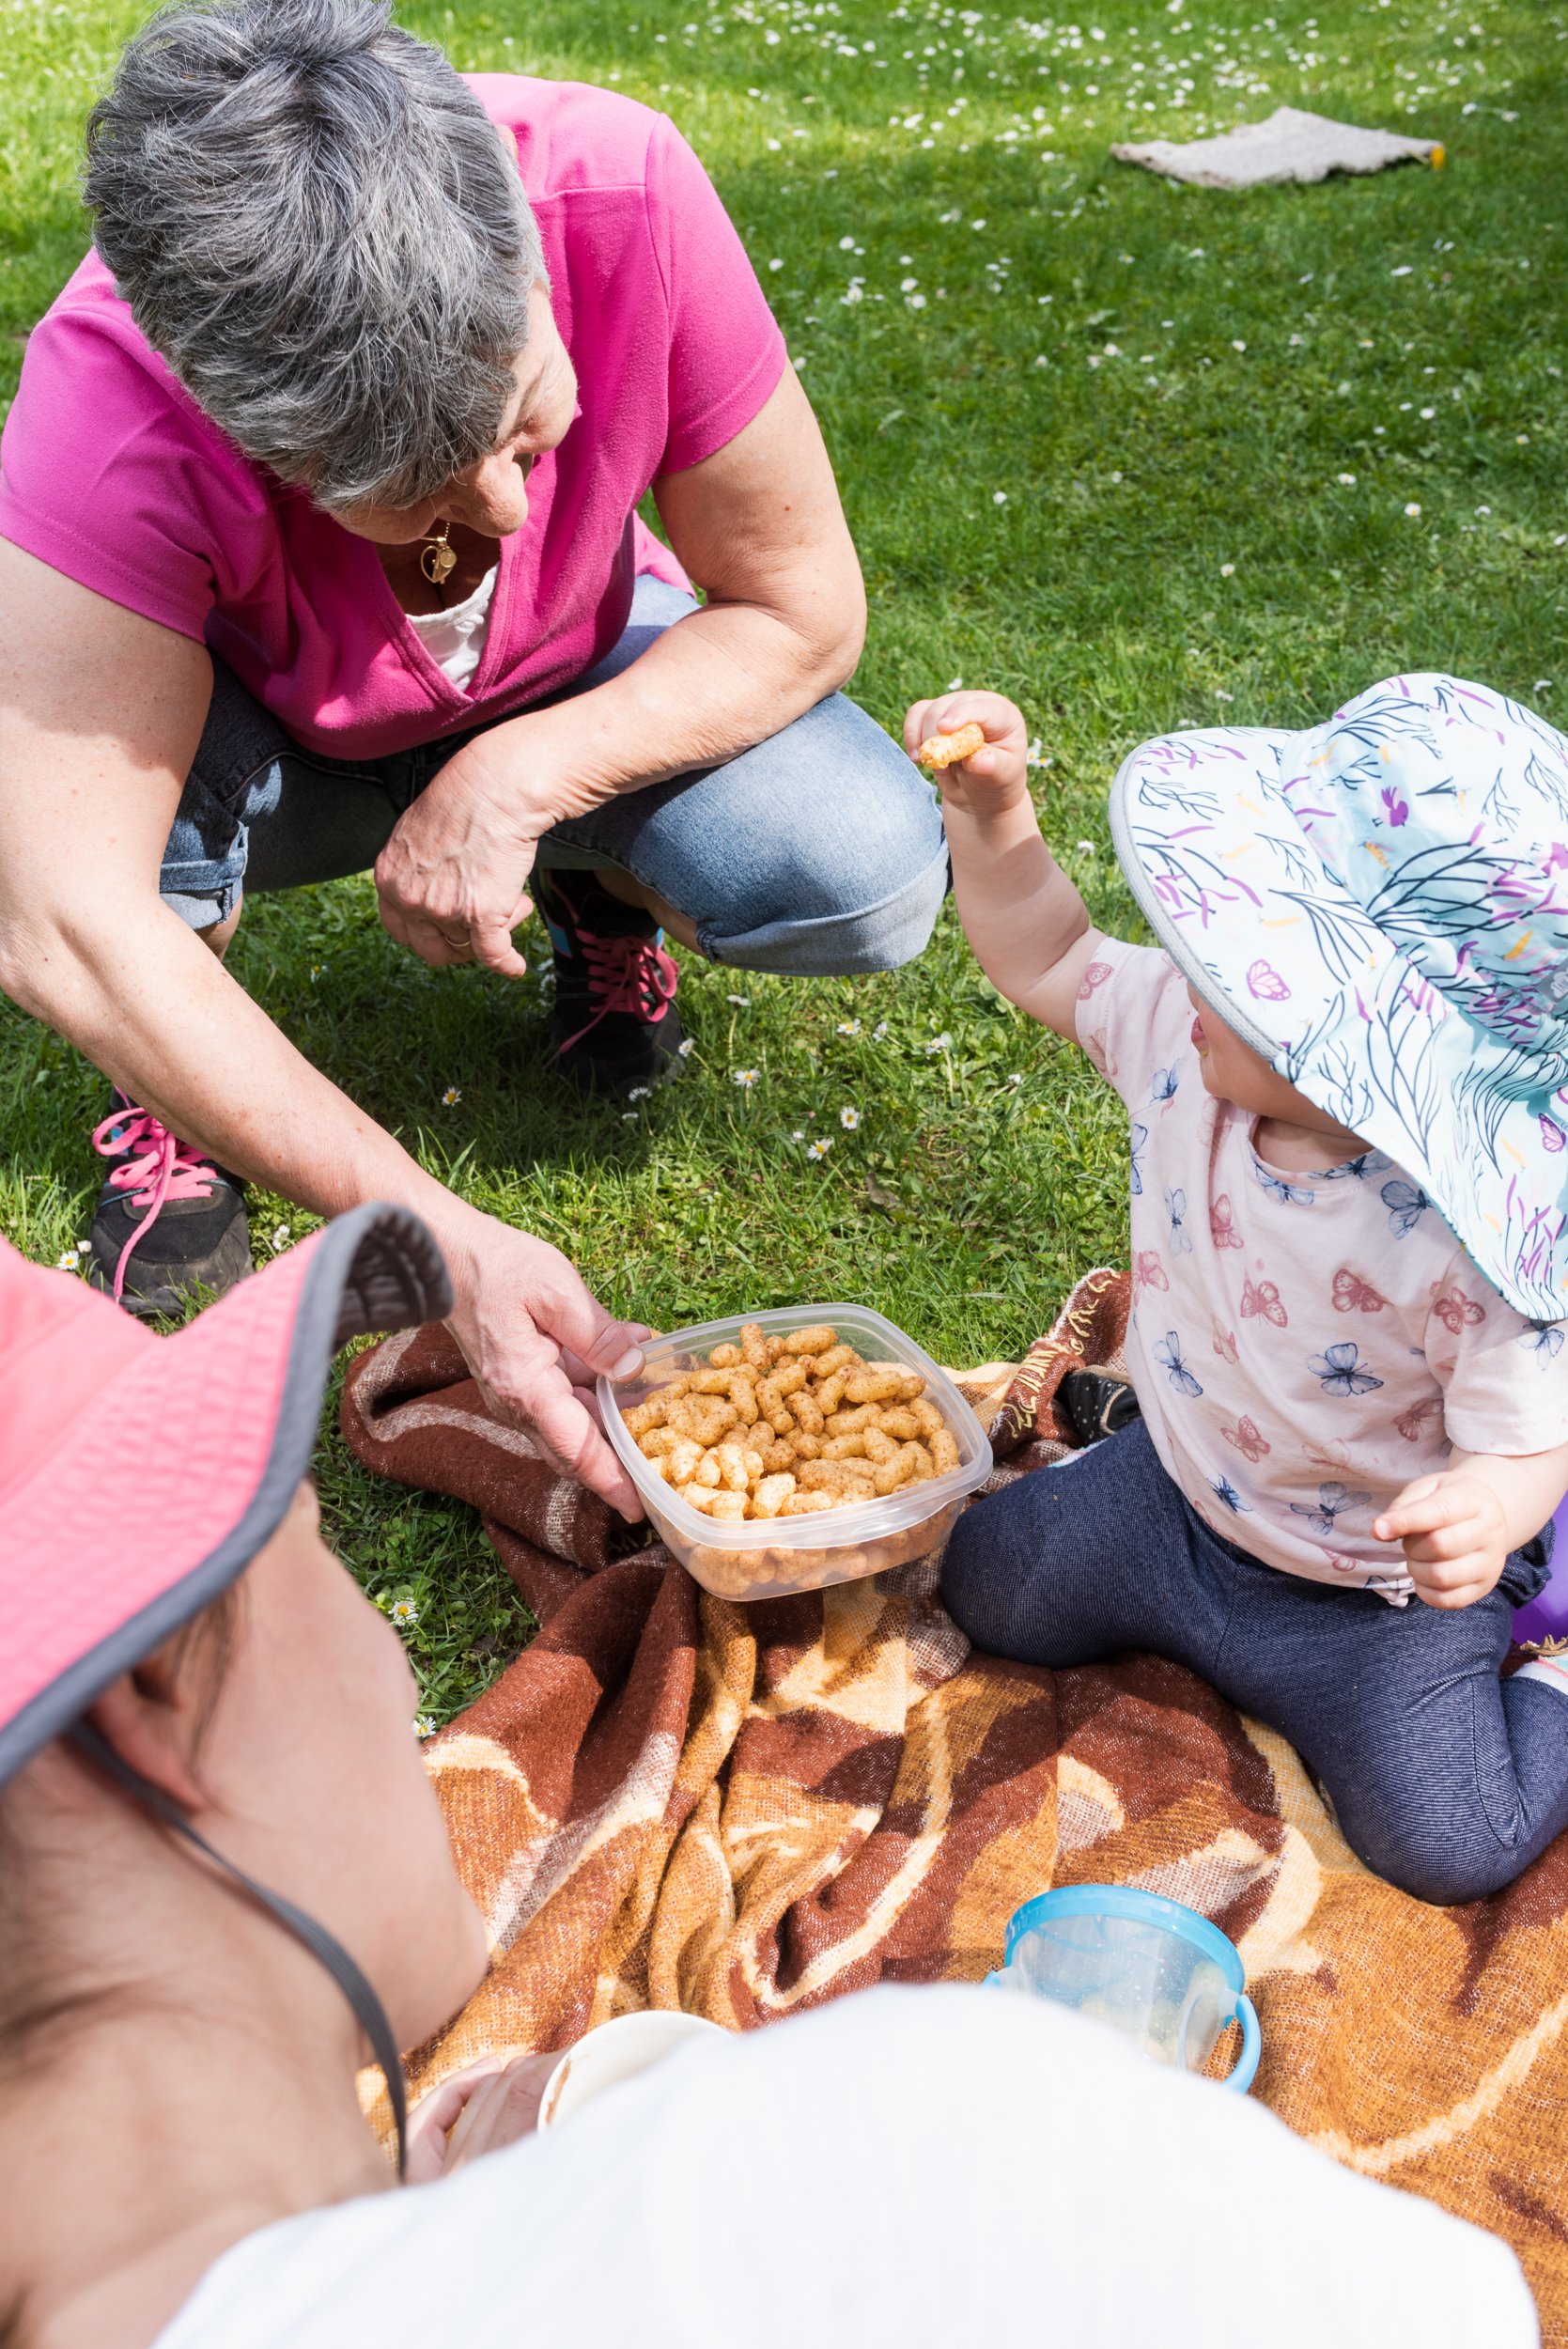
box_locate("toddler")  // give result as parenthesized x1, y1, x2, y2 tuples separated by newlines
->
(909, 675, 1568, 1905)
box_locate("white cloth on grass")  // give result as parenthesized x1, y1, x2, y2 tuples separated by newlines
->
(1111, 106, 1441, 189)
(154, 1983, 1536, 2349)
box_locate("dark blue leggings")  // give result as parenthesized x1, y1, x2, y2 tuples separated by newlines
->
(942, 1419, 1568, 1906)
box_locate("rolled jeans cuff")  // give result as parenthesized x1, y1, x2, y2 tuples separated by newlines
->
(699, 839, 952, 974)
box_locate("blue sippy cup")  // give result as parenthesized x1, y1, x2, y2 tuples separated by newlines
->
(987, 1885, 1262, 2093)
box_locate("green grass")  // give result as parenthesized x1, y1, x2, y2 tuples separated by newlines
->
(3, 0, 1565, 1720)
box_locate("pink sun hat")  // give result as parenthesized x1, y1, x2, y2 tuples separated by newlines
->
(0, 1203, 451, 1785)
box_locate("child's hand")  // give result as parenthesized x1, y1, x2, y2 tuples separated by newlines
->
(902, 691, 1032, 809)
(1373, 1471, 1511, 1610)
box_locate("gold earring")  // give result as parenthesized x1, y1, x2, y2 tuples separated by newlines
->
(420, 520, 457, 586)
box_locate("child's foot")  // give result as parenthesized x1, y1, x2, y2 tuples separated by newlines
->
(535, 867, 684, 1100)
(87, 1092, 251, 1318)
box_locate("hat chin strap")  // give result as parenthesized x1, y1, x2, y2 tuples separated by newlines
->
(70, 1722, 408, 2179)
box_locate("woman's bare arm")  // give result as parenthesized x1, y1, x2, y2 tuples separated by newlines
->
(0, 542, 645, 1508)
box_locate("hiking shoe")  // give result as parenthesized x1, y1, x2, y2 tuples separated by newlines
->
(535, 867, 683, 1099)
(87, 1093, 252, 1319)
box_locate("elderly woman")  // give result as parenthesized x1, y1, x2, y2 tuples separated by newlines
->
(0, 1211, 1532, 2349)
(0, 1, 944, 1491)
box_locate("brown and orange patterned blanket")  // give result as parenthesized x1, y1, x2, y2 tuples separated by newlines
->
(343, 1270, 1568, 2338)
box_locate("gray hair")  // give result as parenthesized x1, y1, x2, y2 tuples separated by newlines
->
(84, 0, 547, 514)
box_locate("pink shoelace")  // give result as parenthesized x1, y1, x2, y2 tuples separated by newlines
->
(555, 926, 679, 1058)
(92, 1101, 218, 1303)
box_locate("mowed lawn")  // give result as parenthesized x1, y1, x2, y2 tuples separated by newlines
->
(1, 0, 1563, 1719)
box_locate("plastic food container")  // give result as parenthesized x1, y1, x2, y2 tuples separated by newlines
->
(598, 1302, 993, 1602)
(987, 1886, 1261, 2093)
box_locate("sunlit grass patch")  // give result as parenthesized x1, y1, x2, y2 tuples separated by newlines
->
(2, 0, 1563, 1719)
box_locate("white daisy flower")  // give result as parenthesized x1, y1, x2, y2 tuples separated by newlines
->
(1404, 502, 1422, 518)
(836, 1019, 862, 1035)
(1337, 472, 1357, 486)
(924, 1032, 953, 1055)
(873, 1020, 890, 1040)
(389, 1597, 419, 1629)
(726, 993, 751, 1006)
(734, 1068, 760, 1089)
(413, 1714, 437, 1740)
(840, 1106, 861, 1129)
(442, 1086, 461, 1106)
(806, 1138, 833, 1160)
(271, 1224, 290, 1252)
(55, 1249, 81, 1272)
(1219, 562, 1235, 577)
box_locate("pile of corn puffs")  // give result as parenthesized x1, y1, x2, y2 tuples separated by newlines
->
(619, 1321, 960, 1524)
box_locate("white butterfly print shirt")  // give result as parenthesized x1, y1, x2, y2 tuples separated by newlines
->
(1075, 942, 1568, 1598)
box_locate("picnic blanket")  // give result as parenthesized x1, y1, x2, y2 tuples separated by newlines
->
(343, 1271, 1568, 2338)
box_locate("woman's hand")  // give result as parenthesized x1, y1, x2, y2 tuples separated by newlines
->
(434, 1206, 651, 1519)
(375, 728, 570, 979)
(404, 2053, 560, 2186)
(902, 691, 1032, 812)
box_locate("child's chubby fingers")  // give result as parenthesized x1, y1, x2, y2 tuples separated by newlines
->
(901, 690, 1030, 785)
(1406, 1548, 1505, 1610)
(1372, 1472, 1500, 1551)
(1374, 1473, 1508, 1608)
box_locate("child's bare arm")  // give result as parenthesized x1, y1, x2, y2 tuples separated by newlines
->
(1373, 1441, 1568, 1610)
(903, 691, 1102, 1040)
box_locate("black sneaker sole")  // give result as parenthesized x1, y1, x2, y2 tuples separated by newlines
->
(87, 1209, 253, 1321)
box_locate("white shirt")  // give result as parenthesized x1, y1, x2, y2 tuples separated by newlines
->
(154, 1984, 1534, 2349)
(406, 564, 498, 692)
(1078, 941, 1568, 1598)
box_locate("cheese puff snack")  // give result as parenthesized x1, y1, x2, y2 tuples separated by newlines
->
(622, 1325, 962, 1533)
(916, 721, 986, 773)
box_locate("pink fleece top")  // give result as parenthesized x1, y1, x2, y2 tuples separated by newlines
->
(0, 80, 786, 760)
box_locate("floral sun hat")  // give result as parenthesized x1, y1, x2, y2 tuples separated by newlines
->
(1110, 673, 1568, 1323)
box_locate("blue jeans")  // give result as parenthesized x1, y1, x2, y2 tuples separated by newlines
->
(160, 578, 949, 972)
(942, 1418, 1567, 1906)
